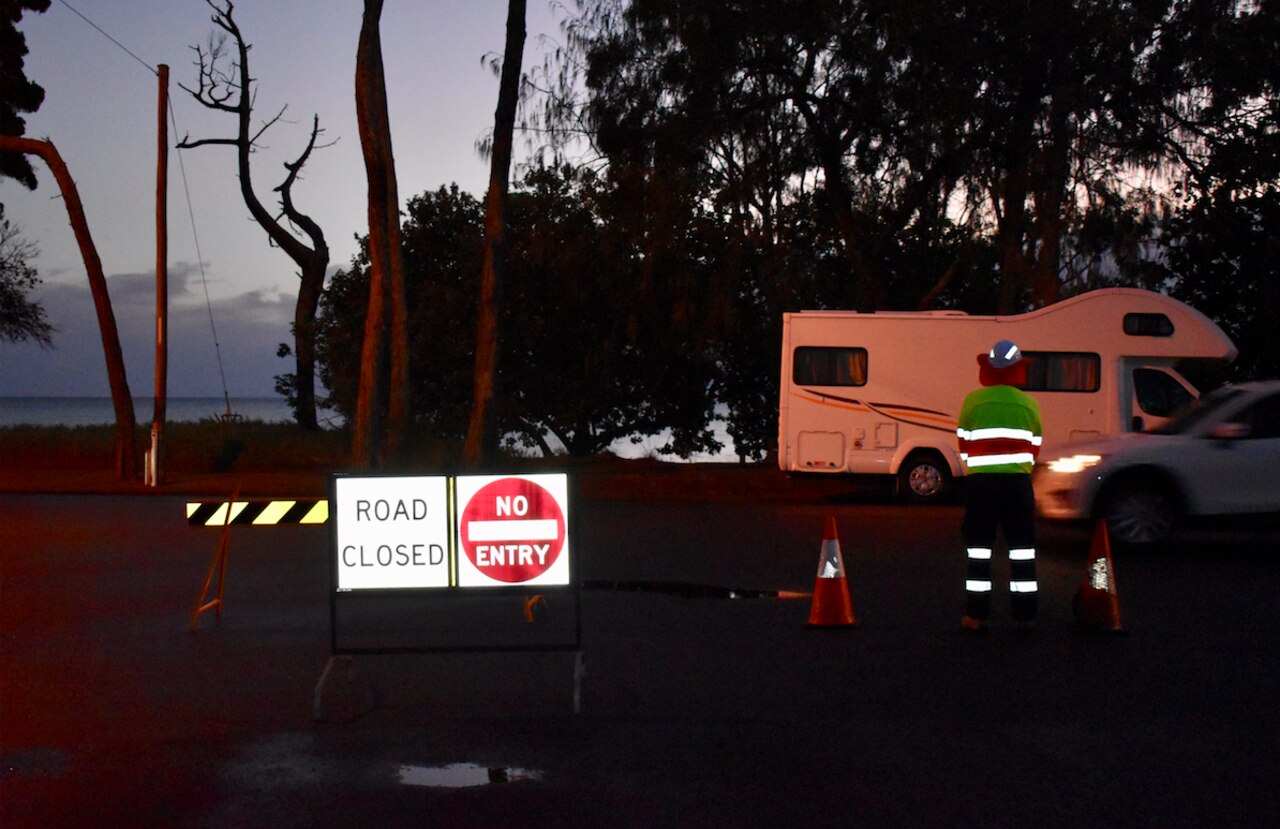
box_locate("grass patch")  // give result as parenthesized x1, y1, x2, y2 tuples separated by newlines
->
(0, 419, 349, 473)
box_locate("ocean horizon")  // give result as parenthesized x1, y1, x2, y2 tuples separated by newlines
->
(0, 397, 742, 460)
(0, 396, 343, 429)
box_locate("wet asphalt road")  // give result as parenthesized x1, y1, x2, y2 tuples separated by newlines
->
(2, 487, 1279, 828)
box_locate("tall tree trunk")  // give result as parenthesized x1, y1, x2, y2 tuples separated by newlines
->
(0, 136, 137, 479)
(465, 0, 526, 467)
(293, 260, 325, 430)
(794, 98, 882, 311)
(353, 0, 409, 468)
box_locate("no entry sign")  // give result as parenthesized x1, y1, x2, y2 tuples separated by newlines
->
(456, 474, 571, 587)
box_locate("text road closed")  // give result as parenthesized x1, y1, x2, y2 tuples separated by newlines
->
(335, 475, 451, 590)
(458, 475, 570, 587)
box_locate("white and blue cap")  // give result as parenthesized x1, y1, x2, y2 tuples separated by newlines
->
(988, 339, 1023, 368)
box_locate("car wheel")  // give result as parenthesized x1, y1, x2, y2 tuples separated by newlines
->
(898, 453, 951, 503)
(1100, 483, 1176, 545)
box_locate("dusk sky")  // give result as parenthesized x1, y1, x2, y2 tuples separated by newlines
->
(1, 0, 564, 400)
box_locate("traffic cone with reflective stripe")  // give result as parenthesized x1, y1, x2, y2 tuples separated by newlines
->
(808, 515, 857, 627)
(1072, 520, 1126, 634)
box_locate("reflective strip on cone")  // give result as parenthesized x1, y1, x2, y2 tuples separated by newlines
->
(817, 538, 845, 578)
(1073, 520, 1125, 633)
(808, 515, 856, 627)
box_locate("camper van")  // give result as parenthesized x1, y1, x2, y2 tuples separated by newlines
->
(777, 288, 1237, 501)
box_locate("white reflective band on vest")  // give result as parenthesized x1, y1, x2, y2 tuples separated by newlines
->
(1011, 581, 1039, 593)
(966, 580, 993, 592)
(967, 547, 993, 560)
(955, 427, 1042, 445)
(1009, 548, 1036, 560)
(965, 453, 1036, 467)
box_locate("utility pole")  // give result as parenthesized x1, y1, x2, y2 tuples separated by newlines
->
(150, 64, 169, 486)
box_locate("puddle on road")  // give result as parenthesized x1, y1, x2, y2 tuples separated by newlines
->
(397, 762, 543, 788)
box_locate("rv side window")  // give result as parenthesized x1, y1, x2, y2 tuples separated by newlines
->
(1022, 352, 1100, 392)
(793, 346, 868, 386)
(1124, 313, 1175, 337)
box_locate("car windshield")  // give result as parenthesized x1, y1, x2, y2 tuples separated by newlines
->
(1150, 386, 1247, 436)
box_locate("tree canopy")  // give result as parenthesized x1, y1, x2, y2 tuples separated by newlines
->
(0, 0, 49, 191)
(315, 0, 1280, 459)
(319, 168, 725, 459)
(0, 1, 52, 346)
(0, 212, 51, 345)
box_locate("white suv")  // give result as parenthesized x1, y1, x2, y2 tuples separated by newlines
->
(1034, 381, 1280, 544)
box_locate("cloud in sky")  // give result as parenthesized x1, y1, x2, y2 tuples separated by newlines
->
(0, 260, 299, 399)
(0, 0, 566, 400)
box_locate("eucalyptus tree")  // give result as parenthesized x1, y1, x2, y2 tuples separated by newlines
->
(467, 0, 528, 466)
(352, 0, 410, 467)
(530, 0, 1278, 313)
(317, 168, 723, 460)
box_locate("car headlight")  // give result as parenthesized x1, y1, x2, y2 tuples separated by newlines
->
(1045, 454, 1104, 474)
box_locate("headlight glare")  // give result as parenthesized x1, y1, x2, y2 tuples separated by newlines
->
(1046, 454, 1103, 474)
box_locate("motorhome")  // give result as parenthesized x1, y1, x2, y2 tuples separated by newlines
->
(777, 288, 1237, 501)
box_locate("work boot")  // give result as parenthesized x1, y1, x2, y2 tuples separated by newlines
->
(960, 615, 988, 632)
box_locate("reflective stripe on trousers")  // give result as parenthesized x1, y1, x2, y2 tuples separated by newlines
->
(964, 545, 1038, 621)
(961, 474, 1038, 623)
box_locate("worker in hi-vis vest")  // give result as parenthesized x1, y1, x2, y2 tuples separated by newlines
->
(956, 339, 1043, 632)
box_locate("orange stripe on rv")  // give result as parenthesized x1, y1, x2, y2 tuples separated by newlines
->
(880, 408, 957, 428)
(800, 392, 868, 412)
(799, 392, 957, 429)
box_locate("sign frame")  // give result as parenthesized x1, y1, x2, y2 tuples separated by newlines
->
(327, 471, 581, 656)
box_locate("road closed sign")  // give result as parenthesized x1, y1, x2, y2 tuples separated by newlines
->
(334, 475, 451, 590)
(456, 474, 571, 587)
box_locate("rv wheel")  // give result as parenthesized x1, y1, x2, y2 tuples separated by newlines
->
(899, 452, 951, 503)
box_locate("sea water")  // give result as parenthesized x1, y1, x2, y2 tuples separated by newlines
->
(0, 397, 325, 428)
(0, 397, 740, 459)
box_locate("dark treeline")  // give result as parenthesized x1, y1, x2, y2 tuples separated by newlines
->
(308, 0, 1280, 460)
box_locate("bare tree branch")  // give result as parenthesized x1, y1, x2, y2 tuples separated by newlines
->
(177, 0, 331, 430)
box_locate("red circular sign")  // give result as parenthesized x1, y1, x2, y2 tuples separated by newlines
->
(460, 478, 566, 583)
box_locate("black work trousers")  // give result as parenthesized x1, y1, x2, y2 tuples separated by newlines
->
(961, 473, 1037, 622)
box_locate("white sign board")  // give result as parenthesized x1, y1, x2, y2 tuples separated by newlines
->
(334, 475, 451, 590)
(455, 473, 571, 588)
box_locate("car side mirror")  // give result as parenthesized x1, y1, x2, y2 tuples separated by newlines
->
(1211, 422, 1250, 441)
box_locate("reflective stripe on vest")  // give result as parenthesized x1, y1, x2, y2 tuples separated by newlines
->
(957, 426, 1042, 470)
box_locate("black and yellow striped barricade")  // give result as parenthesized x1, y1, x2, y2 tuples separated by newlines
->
(187, 495, 330, 630)
(186, 498, 330, 527)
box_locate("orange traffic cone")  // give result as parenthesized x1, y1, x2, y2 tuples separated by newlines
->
(808, 515, 857, 627)
(1072, 520, 1126, 634)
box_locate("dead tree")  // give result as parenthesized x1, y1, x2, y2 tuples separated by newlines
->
(0, 136, 138, 480)
(177, 0, 330, 430)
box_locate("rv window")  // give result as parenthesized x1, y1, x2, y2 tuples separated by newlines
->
(1124, 313, 1175, 337)
(1022, 352, 1100, 392)
(793, 346, 868, 386)
(1134, 368, 1194, 418)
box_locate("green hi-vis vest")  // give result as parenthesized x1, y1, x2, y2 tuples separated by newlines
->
(956, 385, 1043, 475)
